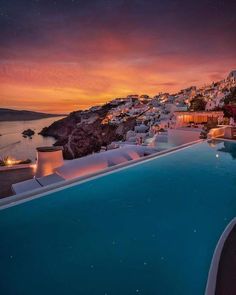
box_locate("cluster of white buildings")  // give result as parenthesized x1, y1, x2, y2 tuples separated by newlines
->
(76, 71, 236, 151)
(99, 71, 236, 149)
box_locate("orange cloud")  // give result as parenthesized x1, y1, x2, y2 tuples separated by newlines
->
(0, 31, 234, 113)
(1, 0, 235, 113)
(0, 58, 233, 114)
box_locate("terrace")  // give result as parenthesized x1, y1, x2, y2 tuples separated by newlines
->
(174, 111, 224, 127)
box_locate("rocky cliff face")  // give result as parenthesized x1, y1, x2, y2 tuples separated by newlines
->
(39, 102, 136, 159)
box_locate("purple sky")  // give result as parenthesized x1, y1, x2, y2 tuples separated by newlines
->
(0, 0, 236, 112)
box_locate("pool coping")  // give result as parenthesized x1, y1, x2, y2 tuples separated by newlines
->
(205, 217, 236, 295)
(0, 139, 204, 210)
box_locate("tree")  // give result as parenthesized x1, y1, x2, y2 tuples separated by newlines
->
(189, 95, 206, 111)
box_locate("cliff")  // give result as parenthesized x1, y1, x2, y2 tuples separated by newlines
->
(40, 102, 136, 159)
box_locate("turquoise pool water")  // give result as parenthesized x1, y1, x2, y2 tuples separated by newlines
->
(1, 140, 236, 295)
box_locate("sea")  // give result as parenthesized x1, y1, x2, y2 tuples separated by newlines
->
(0, 117, 65, 162)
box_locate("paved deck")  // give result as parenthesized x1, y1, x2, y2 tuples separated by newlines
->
(216, 225, 236, 295)
(0, 167, 34, 198)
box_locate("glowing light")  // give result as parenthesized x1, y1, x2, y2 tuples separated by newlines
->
(31, 164, 37, 172)
(216, 154, 219, 158)
(6, 158, 14, 166)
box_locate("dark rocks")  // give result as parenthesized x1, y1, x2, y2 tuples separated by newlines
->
(39, 102, 135, 159)
(22, 129, 35, 137)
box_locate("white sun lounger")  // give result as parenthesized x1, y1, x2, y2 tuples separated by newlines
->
(37, 173, 64, 186)
(12, 173, 65, 195)
(12, 179, 42, 195)
(55, 146, 155, 180)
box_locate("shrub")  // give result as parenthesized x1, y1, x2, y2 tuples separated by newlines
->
(189, 95, 206, 111)
(0, 156, 10, 166)
(199, 121, 218, 139)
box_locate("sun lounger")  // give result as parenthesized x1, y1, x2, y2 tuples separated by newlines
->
(36, 173, 64, 186)
(12, 173, 65, 195)
(12, 179, 42, 195)
(55, 146, 155, 180)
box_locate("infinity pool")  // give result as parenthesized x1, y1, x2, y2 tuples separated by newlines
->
(1, 140, 236, 295)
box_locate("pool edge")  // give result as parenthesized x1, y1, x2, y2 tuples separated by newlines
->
(0, 139, 204, 210)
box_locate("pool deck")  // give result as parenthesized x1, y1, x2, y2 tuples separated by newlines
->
(0, 167, 34, 198)
(215, 224, 236, 295)
(205, 217, 236, 295)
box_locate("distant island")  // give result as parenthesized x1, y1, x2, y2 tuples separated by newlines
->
(0, 108, 66, 122)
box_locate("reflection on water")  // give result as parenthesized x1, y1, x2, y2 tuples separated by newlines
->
(207, 139, 236, 160)
(217, 141, 236, 160)
(0, 117, 64, 162)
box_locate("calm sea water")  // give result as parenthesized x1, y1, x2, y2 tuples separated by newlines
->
(0, 117, 64, 162)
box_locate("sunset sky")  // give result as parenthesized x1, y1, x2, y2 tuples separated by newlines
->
(1, 0, 236, 113)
